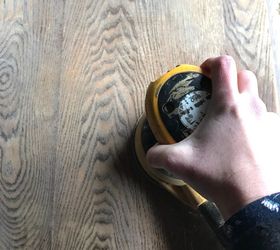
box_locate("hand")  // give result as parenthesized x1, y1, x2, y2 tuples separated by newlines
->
(147, 56, 280, 220)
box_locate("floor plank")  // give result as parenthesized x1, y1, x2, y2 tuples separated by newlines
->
(0, 0, 278, 249)
(223, 0, 278, 112)
(266, 0, 280, 109)
(0, 1, 63, 249)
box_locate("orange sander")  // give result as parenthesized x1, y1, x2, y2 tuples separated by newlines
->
(134, 64, 227, 244)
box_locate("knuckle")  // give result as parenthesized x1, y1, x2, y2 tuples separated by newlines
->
(253, 97, 267, 113)
(213, 99, 241, 118)
(215, 55, 235, 69)
(239, 69, 257, 80)
(228, 102, 241, 118)
(212, 96, 237, 114)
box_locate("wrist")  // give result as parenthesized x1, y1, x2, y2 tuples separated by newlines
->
(214, 180, 271, 220)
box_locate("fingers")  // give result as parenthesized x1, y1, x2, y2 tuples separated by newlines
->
(237, 70, 258, 95)
(146, 142, 195, 178)
(201, 56, 239, 103)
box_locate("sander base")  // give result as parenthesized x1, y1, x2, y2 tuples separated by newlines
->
(134, 114, 208, 210)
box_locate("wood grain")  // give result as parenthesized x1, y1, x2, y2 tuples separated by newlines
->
(266, 0, 280, 109)
(0, 1, 63, 249)
(223, 0, 279, 112)
(0, 0, 278, 249)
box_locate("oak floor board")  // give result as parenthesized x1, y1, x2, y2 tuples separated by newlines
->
(0, 1, 63, 249)
(0, 1, 278, 249)
(267, 0, 280, 109)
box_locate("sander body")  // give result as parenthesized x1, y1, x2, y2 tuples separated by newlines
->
(134, 64, 228, 245)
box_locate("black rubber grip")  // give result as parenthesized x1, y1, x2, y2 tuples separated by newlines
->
(199, 201, 230, 248)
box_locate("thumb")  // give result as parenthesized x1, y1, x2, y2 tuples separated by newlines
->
(146, 141, 196, 179)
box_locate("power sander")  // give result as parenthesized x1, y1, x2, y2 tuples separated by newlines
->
(134, 64, 227, 244)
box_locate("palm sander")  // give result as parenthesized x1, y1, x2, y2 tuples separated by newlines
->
(134, 64, 226, 242)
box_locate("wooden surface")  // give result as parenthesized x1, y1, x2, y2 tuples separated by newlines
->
(0, 0, 278, 249)
(267, 0, 280, 105)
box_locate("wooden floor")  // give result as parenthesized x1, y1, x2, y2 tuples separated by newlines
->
(0, 1, 278, 249)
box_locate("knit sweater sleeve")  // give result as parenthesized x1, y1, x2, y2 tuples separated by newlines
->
(221, 193, 280, 250)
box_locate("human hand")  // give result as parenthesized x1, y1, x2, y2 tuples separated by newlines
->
(147, 56, 280, 219)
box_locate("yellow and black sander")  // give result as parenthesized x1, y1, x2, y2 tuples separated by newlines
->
(134, 64, 227, 244)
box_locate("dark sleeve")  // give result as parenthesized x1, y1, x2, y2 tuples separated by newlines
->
(221, 192, 280, 250)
